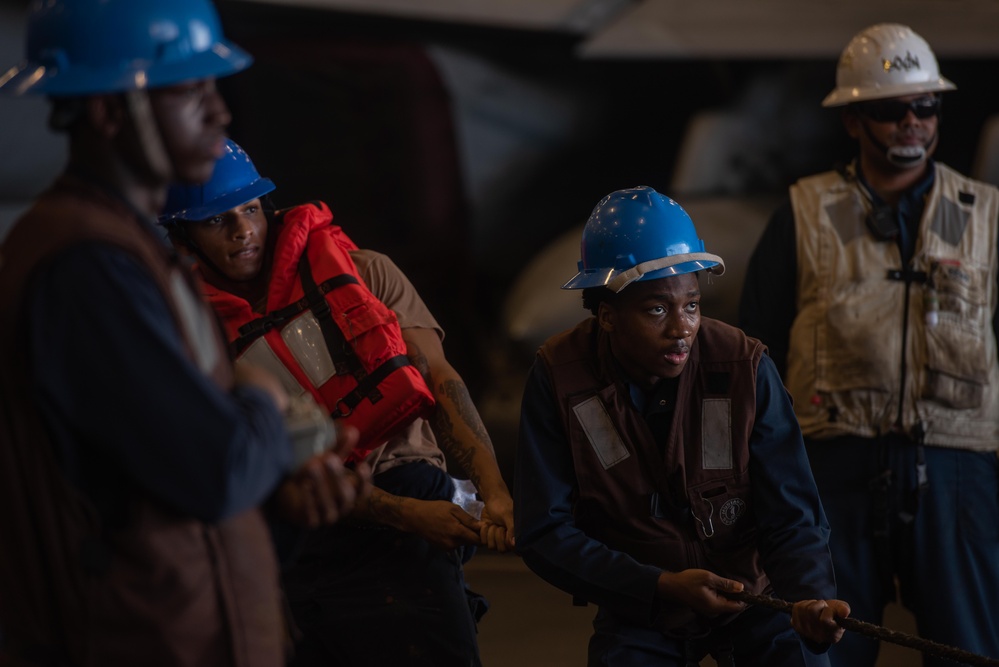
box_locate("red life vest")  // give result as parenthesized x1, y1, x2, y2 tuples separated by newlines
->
(203, 201, 435, 461)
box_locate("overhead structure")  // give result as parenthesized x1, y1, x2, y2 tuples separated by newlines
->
(230, 0, 999, 58)
(228, 0, 633, 33)
(578, 0, 999, 59)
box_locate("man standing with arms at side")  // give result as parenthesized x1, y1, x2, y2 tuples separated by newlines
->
(0, 1, 363, 666)
(740, 23, 999, 667)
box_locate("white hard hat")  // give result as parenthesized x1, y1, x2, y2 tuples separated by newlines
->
(822, 23, 956, 107)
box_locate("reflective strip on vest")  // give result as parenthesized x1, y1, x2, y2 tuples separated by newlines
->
(280, 311, 336, 387)
(239, 337, 307, 398)
(572, 396, 631, 469)
(701, 398, 733, 470)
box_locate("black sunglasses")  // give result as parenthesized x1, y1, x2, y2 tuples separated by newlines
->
(856, 96, 941, 123)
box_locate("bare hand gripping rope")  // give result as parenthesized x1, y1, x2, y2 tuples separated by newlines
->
(726, 590, 999, 667)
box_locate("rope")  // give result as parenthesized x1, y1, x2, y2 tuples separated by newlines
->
(726, 590, 999, 667)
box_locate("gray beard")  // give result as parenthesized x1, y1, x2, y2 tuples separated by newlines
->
(886, 144, 928, 168)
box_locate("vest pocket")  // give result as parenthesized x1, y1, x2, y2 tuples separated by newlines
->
(333, 301, 400, 364)
(817, 283, 898, 392)
(922, 260, 989, 409)
(921, 369, 984, 409)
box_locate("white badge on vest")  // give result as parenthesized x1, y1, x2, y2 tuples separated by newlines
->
(701, 398, 733, 470)
(573, 396, 630, 469)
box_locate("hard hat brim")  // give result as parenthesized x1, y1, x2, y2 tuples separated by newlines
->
(821, 77, 956, 107)
(0, 40, 252, 97)
(562, 253, 725, 292)
(159, 177, 276, 225)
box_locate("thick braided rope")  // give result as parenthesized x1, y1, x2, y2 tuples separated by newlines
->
(726, 590, 999, 666)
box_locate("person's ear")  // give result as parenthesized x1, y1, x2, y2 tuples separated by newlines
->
(597, 300, 615, 332)
(841, 107, 862, 140)
(86, 94, 126, 140)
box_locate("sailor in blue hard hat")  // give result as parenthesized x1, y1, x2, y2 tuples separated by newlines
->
(564, 185, 726, 381)
(1, 0, 252, 190)
(514, 185, 849, 666)
(0, 2, 364, 663)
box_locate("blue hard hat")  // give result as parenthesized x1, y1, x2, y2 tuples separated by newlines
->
(0, 0, 251, 97)
(563, 186, 725, 293)
(159, 139, 275, 224)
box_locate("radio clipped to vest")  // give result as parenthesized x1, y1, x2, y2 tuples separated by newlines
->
(837, 161, 901, 241)
(219, 202, 436, 461)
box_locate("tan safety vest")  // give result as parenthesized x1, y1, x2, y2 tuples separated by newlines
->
(786, 162, 999, 450)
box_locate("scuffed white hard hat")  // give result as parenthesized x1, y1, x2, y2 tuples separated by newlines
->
(822, 23, 955, 107)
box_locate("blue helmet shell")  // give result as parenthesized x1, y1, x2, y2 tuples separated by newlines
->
(159, 139, 275, 224)
(0, 0, 251, 96)
(563, 186, 724, 292)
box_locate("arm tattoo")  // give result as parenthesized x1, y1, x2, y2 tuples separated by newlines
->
(441, 379, 492, 446)
(408, 347, 431, 380)
(363, 487, 405, 526)
(430, 378, 491, 487)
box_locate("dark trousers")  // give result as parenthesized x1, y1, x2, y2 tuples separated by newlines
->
(284, 461, 485, 667)
(587, 604, 830, 666)
(807, 437, 999, 667)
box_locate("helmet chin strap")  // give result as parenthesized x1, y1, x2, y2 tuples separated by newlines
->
(125, 89, 173, 182)
(169, 223, 230, 281)
(861, 121, 937, 169)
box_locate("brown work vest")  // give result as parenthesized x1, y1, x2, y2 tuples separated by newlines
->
(540, 317, 770, 630)
(0, 175, 284, 667)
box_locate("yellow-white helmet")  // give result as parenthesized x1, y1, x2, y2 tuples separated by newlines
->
(822, 23, 956, 107)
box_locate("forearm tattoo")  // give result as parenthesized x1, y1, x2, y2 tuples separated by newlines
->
(431, 379, 492, 486)
(408, 343, 493, 485)
(363, 487, 405, 526)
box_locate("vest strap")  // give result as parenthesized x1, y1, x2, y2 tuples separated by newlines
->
(333, 355, 411, 417)
(231, 273, 360, 356)
(296, 253, 416, 418)
(885, 268, 928, 283)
